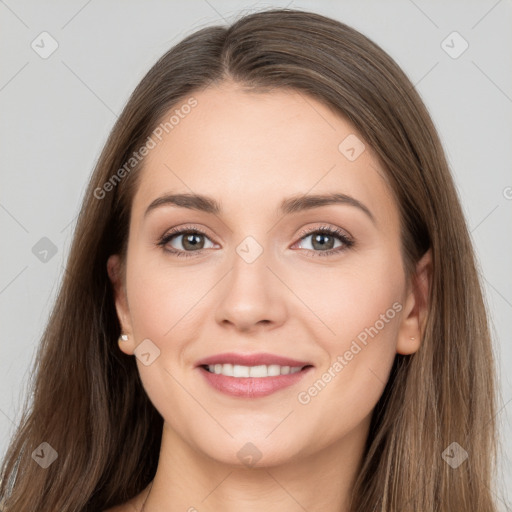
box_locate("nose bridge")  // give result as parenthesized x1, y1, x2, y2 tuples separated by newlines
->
(234, 234, 266, 266)
(213, 231, 287, 330)
(227, 232, 273, 302)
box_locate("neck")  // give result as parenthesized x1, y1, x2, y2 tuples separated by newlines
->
(142, 418, 370, 512)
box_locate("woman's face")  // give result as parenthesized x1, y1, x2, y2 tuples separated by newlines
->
(108, 81, 425, 467)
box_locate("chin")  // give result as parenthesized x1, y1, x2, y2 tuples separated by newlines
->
(191, 429, 307, 469)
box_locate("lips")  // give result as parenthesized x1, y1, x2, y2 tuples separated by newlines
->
(195, 352, 313, 398)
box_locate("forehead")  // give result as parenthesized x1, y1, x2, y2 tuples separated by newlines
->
(131, 83, 398, 225)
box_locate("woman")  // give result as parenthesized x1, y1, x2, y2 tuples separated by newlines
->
(0, 8, 500, 511)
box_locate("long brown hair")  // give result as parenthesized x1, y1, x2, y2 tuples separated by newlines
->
(0, 8, 501, 511)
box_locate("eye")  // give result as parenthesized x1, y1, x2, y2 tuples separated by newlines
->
(157, 226, 217, 258)
(293, 225, 354, 257)
(157, 224, 354, 259)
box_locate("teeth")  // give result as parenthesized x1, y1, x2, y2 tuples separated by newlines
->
(233, 365, 250, 377)
(267, 364, 281, 376)
(207, 364, 304, 377)
(249, 365, 267, 377)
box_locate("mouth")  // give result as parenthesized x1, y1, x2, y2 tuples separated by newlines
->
(195, 353, 314, 398)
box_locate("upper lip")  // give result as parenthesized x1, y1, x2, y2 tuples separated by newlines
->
(196, 352, 313, 368)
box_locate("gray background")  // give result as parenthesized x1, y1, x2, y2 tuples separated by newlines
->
(1, 0, 511, 505)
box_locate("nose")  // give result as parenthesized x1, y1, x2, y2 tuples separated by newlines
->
(214, 243, 288, 334)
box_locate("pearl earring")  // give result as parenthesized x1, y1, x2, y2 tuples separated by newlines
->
(119, 334, 129, 342)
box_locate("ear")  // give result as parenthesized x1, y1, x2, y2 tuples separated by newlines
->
(107, 254, 136, 355)
(396, 249, 432, 355)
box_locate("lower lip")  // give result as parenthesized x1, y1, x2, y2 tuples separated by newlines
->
(198, 366, 313, 398)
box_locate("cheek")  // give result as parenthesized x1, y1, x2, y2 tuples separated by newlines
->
(123, 256, 204, 426)
(326, 271, 403, 356)
(293, 302, 401, 451)
(293, 258, 404, 440)
(293, 248, 405, 354)
(125, 250, 206, 340)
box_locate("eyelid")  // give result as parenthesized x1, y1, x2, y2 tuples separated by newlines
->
(160, 223, 216, 242)
(294, 224, 354, 245)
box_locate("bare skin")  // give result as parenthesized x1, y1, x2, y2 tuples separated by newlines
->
(106, 80, 430, 512)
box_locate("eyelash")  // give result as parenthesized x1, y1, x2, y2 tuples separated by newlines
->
(156, 224, 354, 259)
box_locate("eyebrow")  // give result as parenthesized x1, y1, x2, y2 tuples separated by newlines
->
(144, 192, 375, 223)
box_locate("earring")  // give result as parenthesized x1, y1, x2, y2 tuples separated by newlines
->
(119, 334, 129, 342)
(411, 337, 416, 341)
